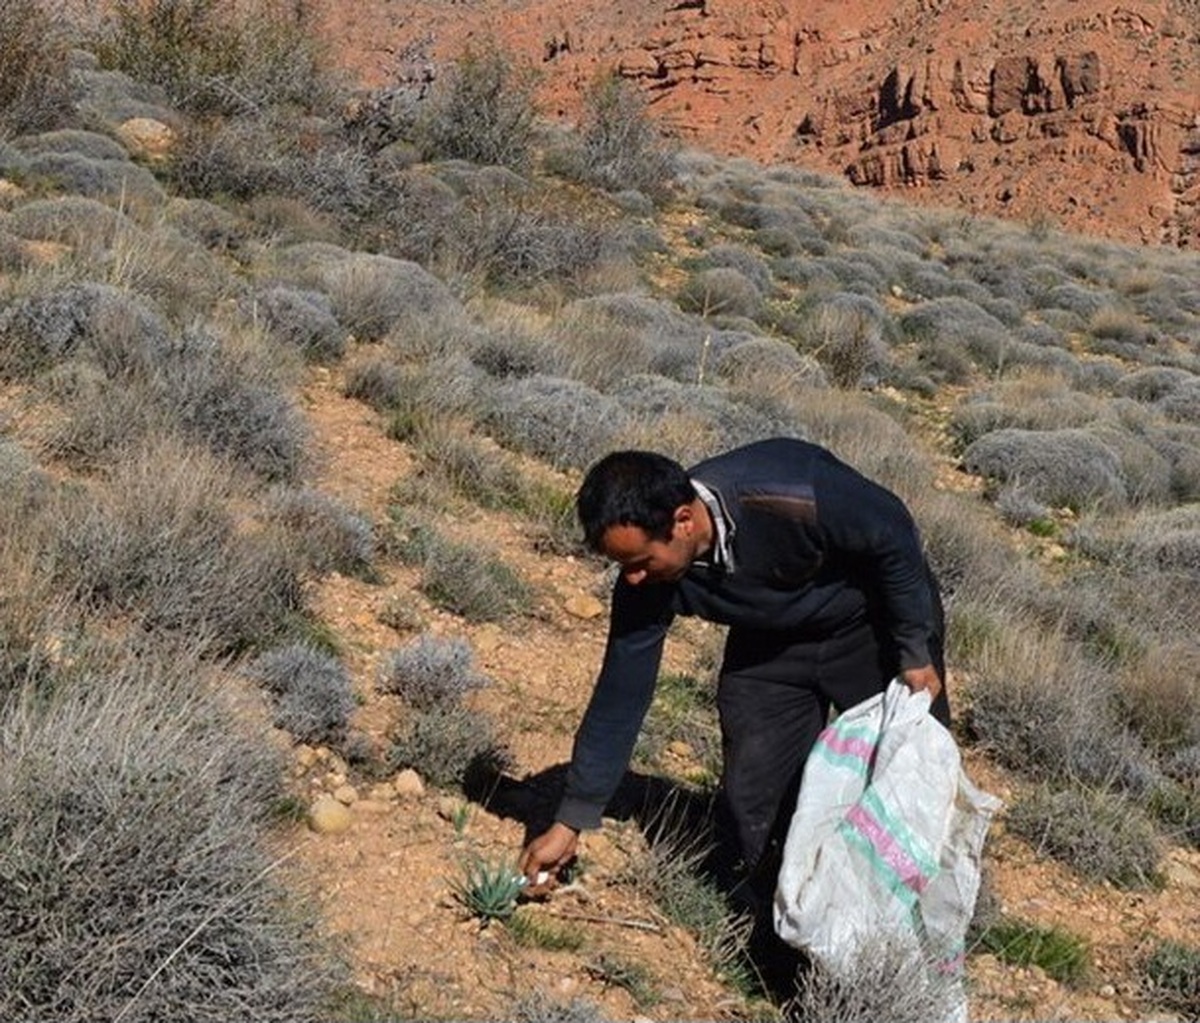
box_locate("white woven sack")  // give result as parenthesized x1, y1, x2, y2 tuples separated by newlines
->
(774, 680, 1001, 1021)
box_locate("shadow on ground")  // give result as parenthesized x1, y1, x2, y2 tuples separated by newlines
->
(464, 760, 809, 1005)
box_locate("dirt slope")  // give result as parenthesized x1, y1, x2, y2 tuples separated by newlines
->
(291, 357, 1200, 1022)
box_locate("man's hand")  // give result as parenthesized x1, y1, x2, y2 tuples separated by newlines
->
(900, 663, 942, 702)
(518, 822, 579, 894)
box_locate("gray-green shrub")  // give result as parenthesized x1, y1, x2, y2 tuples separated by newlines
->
(1160, 378, 1200, 424)
(961, 609, 1156, 789)
(678, 267, 764, 321)
(800, 292, 892, 388)
(263, 486, 374, 578)
(484, 373, 629, 470)
(0, 280, 170, 380)
(387, 704, 511, 790)
(962, 427, 1128, 509)
(418, 532, 534, 623)
(271, 245, 463, 342)
(250, 285, 348, 362)
(899, 296, 1017, 377)
(378, 634, 489, 709)
(784, 932, 965, 1023)
(44, 321, 310, 482)
(412, 45, 537, 170)
(547, 72, 676, 202)
(247, 642, 355, 743)
(11, 128, 129, 161)
(1141, 940, 1200, 1021)
(612, 373, 803, 464)
(22, 150, 166, 207)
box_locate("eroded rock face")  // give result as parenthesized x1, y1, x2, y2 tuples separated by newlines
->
(314, 0, 1200, 245)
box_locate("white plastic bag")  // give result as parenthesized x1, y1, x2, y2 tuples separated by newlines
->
(774, 680, 1001, 1021)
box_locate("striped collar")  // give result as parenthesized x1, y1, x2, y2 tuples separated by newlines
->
(692, 479, 736, 573)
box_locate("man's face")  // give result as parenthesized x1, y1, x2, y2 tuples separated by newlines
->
(599, 506, 700, 587)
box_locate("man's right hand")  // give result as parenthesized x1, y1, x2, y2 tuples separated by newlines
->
(518, 821, 579, 893)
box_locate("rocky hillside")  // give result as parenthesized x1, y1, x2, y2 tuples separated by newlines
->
(315, 0, 1200, 246)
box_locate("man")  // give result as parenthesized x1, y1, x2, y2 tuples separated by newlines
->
(518, 437, 949, 920)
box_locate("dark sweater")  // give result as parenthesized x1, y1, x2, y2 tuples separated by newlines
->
(557, 437, 938, 831)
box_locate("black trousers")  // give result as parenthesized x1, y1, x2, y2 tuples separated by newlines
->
(715, 602, 950, 888)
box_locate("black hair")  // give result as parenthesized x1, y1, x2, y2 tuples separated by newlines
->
(576, 450, 695, 551)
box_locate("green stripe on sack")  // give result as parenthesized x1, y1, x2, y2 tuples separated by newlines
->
(837, 817, 920, 913)
(859, 787, 940, 880)
(811, 722, 877, 776)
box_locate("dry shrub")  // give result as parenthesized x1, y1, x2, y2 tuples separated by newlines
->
(271, 244, 464, 342)
(90, 0, 333, 117)
(716, 337, 828, 400)
(1006, 782, 1164, 889)
(1118, 640, 1200, 753)
(246, 641, 355, 744)
(783, 932, 964, 1023)
(678, 267, 764, 321)
(545, 72, 676, 202)
(412, 43, 537, 170)
(962, 611, 1155, 790)
(262, 486, 374, 578)
(948, 370, 1105, 451)
(387, 703, 511, 791)
(1087, 304, 1151, 346)
(610, 373, 803, 466)
(36, 314, 310, 482)
(798, 292, 891, 389)
(0, 644, 340, 1021)
(50, 439, 304, 654)
(419, 532, 533, 623)
(0, 0, 75, 136)
(546, 296, 673, 389)
(484, 373, 629, 470)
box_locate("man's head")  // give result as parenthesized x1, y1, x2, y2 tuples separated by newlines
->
(577, 450, 709, 586)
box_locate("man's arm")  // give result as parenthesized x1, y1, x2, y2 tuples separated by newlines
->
(814, 455, 939, 678)
(521, 578, 672, 879)
(557, 577, 673, 829)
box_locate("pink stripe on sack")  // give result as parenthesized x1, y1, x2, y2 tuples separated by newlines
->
(817, 730, 876, 764)
(936, 951, 966, 975)
(844, 802, 930, 896)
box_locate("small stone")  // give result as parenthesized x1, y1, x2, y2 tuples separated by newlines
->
(333, 784, 359, 805)
(393, 768, 425, 798)
(294, 745, 318, 770)
(1099, 984, 1116, 997)
(0, 178, 27, 207)
(326, 771, 347, 789)
(564, 594, 604, 620)
(368, 782, 397, 802)
(308, 794, 353, 834)
(666, 739, 694, 758)
(473, 624, 504, 653)
(353, 799, 392, 815)
(1164, 854, 1200, 889)
(116, 117, 175, 162)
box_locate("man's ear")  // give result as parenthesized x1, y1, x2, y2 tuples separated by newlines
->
(673, 503, 695, 536)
